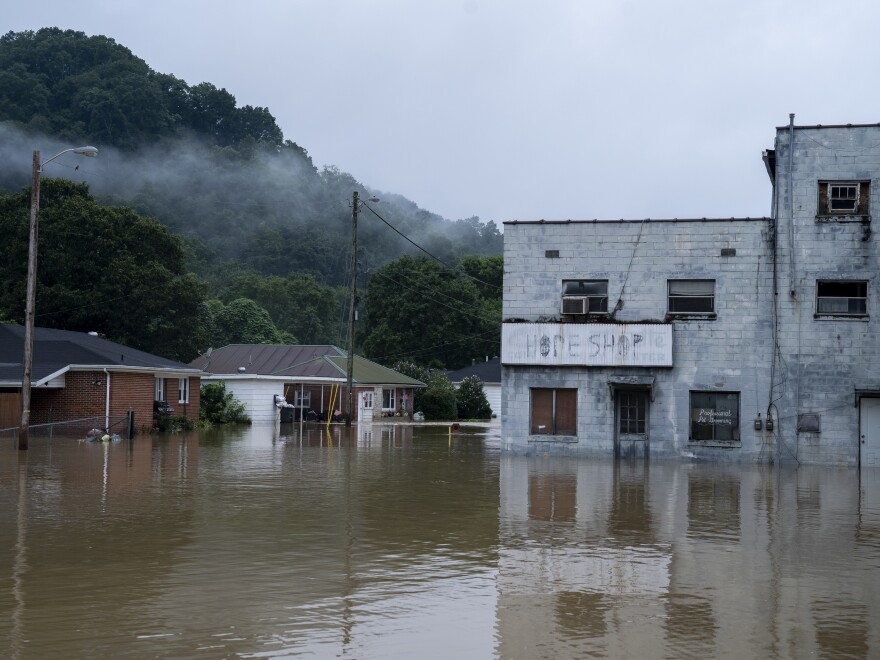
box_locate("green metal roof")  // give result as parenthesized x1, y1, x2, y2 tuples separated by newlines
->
(272, 353, 425, 387)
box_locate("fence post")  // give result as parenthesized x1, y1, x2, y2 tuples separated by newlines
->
(127, 410, 134, 439)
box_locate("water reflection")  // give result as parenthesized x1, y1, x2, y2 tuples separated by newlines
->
(1, 428, 880, 658)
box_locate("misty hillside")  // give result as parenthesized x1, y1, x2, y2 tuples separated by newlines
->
(0, 28, 501, 290)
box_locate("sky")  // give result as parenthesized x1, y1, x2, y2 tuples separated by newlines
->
(5, 0, 880, 225)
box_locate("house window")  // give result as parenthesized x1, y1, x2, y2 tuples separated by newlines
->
(178, 378, 189, 404)
(690, 391, 740, 444)
(155, 378, 165, 401)
(383, 388, 396, 410)
(668, 280, 715, 316)
(530, 388, 577, 436)
(294, 390, 311, 408)
(816, 280, 867, 316)
(818, 181, 870, 216)
(561, 280, 608, 315)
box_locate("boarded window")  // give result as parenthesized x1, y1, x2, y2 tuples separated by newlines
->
(531, 388, 577, 435)
(561, 280, 608, 314)
(668, 280, 715, 314)
(818, 181, 870, 216)
(816, 280, 867, 316)
(690, 391, 740, 444)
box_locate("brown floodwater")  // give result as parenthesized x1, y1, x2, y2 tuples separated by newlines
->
(1, 424, 879, 659)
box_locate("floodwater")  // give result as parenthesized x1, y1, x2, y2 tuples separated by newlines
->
(1, 424, 879, 659)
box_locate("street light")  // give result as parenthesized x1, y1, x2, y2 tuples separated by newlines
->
(19, 146, 98, 450)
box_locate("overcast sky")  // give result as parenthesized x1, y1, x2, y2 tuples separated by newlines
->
(6, 1, 880, 225)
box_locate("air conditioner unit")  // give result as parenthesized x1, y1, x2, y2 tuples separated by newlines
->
(561, 296, 587, 315)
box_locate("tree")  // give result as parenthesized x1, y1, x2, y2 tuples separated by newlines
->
(206, 297, 296, 348)
(456, 376, 492, 420)
(0, 179, 206, 361)
(362, 255, 500, 370)
(391, 360, 431, 411)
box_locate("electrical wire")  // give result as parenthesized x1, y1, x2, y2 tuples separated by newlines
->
(360, 200, 501, 291)
(370, 270, 499, 324)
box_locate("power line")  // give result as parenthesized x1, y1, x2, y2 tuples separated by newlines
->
(360, 200, 501, 291)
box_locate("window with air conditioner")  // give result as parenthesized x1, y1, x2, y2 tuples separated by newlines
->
(561, 280, 608, 315)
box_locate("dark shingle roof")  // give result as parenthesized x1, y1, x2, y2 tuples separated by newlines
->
(0, 324, 198, 385)
(447, 357, 501, 384)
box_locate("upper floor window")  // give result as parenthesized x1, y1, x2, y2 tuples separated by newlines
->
(816, 280, 868, 317)
(668, 280, 715, 317)
(818, 181, 870, 217)
(561, 279, 608, 315)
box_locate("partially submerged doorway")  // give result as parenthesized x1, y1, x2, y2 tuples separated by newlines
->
(609, 376, 653, 460)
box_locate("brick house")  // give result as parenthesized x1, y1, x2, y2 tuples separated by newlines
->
(502, 118, 880, 466)
(0, 324, 201, 432)
(191, 344, 424, 424)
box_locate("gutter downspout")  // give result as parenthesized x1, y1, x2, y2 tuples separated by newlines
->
(103, 368, 111, 431)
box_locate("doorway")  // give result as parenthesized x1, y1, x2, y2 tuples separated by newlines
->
(859, 397, 880, 467)
(616, 390, 649, 459)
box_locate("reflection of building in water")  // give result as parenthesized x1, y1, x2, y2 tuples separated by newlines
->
(497, 457, 880, 658)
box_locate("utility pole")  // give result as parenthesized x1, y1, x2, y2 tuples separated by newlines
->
(345, 191, 358, 427)
(18, 150, 41, 451)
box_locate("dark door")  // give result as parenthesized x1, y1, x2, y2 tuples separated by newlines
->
(616, 390, 649, 458)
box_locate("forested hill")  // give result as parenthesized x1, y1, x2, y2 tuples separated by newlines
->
(0, 28, 501, 290)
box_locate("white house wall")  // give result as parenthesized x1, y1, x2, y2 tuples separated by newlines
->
(215, 379, 283, 424)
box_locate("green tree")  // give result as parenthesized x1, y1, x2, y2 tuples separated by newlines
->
(419, 371, 457, 421)
(0, 179, 206, 361)
(362, 255, 500, 370)
(207, 297, 296, 348)
(456, 376, 492, 420)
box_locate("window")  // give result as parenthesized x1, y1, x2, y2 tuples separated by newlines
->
(178, 378, 189, 404)
(294, 390, 311, 408)
(154, 378, 165, 401)
(818, 181, 870, 216)
(383, 388, 396, 410)
(816, 280, 867, 316)
(561, 280, 608, 315)
(362, 392, 373, 409)
(530, 388, 577, 436)
(668, 280, 715, 316)
(690, 391, 740, 444)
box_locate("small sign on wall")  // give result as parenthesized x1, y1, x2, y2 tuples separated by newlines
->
(502, 323, 673, 367)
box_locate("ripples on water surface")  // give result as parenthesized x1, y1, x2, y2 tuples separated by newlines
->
(1, 424, 879, 658)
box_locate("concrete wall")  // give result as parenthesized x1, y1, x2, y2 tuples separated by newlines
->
(502, 123, 880, 464)
(770, 124, 880, 464)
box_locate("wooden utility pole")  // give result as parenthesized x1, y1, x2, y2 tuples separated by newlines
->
(19, 150, 41, 451)
(345, 191, 358, 427)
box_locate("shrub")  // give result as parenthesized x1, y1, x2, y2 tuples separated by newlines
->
(456, 376, 492, 420)
(157, 414, 195, 432)
(419, 372, 457, 421)
(200, 381, 251, 424)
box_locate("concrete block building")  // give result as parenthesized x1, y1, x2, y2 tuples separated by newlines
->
(501, 118, 880, 466)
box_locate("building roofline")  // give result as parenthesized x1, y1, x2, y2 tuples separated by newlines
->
(503, 217, 771, 226)
(777, 122, 880, 131)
